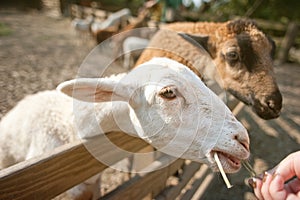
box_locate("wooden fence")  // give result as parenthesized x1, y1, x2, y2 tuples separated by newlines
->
(69, 3, 300, 64)
(70, 4, 109, 21)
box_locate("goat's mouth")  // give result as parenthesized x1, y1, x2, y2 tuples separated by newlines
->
(210, 151, 242, 173)
(253, 103, 281, 120)
(253, 96, 282, 120)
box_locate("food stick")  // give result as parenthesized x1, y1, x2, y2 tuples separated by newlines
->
(214, 152, 233, 188)
(242, 160, 257, 177)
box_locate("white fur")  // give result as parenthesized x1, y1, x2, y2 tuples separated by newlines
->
(0, 57, 250, 199)
(122, 36, 149, 69)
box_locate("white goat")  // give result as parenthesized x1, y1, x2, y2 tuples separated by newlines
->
(71, 16, 94, 45)
(71, 16, 94, 32)
(0, 57, 250, 199)
(122, 36, 149, 69)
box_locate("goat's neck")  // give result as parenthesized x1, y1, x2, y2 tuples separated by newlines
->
(163, 22, 221, 82)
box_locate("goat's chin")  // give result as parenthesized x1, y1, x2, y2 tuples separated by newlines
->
(226, 89, 253, 106)
(211, 165, 241, 174)
(205, 151, 243, 174)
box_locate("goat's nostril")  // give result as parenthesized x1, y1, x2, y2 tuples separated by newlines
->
(267, 100, 275, 109)
(241, 141, 249, 151)
(234, 135, 249, 151)
(265, 90, 282, 112)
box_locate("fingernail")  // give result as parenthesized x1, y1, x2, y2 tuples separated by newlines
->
(254, 173, 263, 180)
(256, 165, 279, 181)
(248, 178, 257, 188)
(272, 173, 279, 180)
(262, 172, 270, 183)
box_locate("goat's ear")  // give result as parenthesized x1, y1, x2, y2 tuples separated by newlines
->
(57, 78, 132, 103)
(178, 33, 210, 55)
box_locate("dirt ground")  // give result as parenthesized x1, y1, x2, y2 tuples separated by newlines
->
(0, 9, 94, 119)
(0, 9, 299, 200)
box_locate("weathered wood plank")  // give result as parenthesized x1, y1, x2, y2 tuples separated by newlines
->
(180, 164, 213, 200)
(70, 4, 108, 20)
(0, 132, 148, 200)
(101, 157, 184, 200)
(155, 161, 202, 200)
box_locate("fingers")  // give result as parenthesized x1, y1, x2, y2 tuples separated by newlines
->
(286, 194, 300, 200)
(285, 178, 300, 195)
(260, 172, 274, 200)
(250, 173, 287, 200)
(250, 168, 300, 200)
(249, 177, 263, 200)
(249, 151, 300, 200)
(275, 152, 300, 182)
(269, 173, 288, 200)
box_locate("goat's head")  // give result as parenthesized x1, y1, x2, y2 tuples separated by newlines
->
(186, 19, 282, 120)
(58, 57, 249, 173)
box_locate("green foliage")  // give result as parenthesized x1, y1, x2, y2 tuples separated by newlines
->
(0, 23, 12, 37)
(92, 0, 144, 15)
(83, 0, 299, 22)
(256, 0, 300, 21)
(208, 0, 300, 22)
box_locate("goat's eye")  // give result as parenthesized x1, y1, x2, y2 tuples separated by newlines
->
(159, 86, 177, 99)
(226, 51, 239, 61)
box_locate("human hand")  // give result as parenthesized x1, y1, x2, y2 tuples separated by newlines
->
(248, 151, 300, 200)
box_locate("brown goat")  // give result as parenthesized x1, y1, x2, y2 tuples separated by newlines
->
(136, 19, 282, 120)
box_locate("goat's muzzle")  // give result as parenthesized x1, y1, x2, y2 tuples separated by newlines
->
(253, 89, 282, 120)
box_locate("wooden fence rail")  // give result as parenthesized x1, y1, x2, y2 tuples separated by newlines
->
(70, 4, 109, 21)
(0, 132, 148, 200)
(102, 157, 185, 200)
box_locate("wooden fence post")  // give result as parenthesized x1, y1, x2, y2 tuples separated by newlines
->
(278, 22, 299, 63)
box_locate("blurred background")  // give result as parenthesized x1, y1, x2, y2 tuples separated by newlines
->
(0, 0, 299, 199)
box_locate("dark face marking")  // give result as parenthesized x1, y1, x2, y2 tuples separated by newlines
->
(236, 34, 258, 72)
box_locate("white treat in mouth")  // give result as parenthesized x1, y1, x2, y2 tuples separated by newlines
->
(214, 152, 233, 188)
